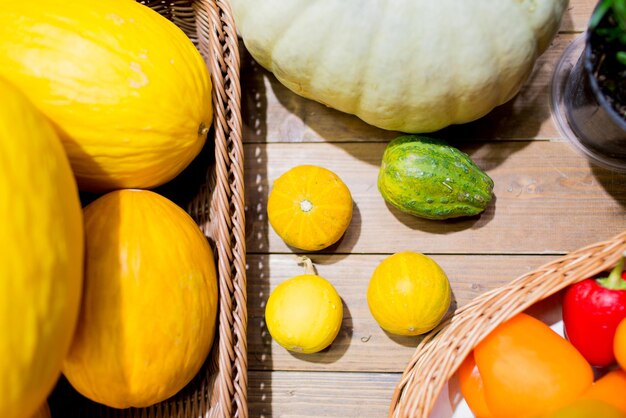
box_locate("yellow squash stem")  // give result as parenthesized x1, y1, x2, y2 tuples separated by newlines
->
(297, 255, 317, 276)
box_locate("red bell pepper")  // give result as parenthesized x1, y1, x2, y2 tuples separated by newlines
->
(562, 256, 626, 367)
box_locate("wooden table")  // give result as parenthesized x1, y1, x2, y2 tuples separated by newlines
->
(241, 1, 626, 416)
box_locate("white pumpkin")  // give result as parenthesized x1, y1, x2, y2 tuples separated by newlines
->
(231, 0, 568, 133)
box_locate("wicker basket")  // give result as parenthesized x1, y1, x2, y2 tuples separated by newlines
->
(389, 230, 626, 418)
(49, 1, 247, 417)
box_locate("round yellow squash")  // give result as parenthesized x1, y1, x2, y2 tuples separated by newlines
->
(265, 257, 343, 353)
(367, 252, 451, 336)
(0, 78, 83, 418)
(267, 165, 353, 251)
(0, 0, 212, 192)
(63, 189, 218, 408)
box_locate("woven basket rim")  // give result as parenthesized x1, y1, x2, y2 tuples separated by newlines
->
(389, 229, 626, 418)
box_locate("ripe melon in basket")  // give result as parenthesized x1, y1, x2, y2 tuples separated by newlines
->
(63, 190, 218, 408)
(0, 78, 83, 418)
(0, 0, 212, 192)
(29, 402, 51, 418)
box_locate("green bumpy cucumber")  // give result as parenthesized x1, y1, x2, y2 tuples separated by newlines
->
(378, 135, 494, 220)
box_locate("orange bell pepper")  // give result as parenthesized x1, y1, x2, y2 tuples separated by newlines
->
(474, 313, 594, 418)
(459, 355, 625, 418)
(458, 351, 491, 418)
(580, 368, 626, 413)
(615, 317, 626, 370)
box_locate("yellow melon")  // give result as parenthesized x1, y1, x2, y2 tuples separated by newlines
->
(29, 402, 51, 418)
(265, 258, 343, 354)
(0, 78, 83, 418)
(367, 252, 451, 336)
(63, 189, 218, 408)
(267, 165, 353, 251)
(0, 0, 212, 191)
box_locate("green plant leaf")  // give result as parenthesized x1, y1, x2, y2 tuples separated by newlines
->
(617, 50, 626, 65)
(591, 0, 614, 29)
(614, 0, 626, 30)
(598, 26, 623, 40)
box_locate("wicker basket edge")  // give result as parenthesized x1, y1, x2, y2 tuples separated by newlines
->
(390, 230, 626, 418)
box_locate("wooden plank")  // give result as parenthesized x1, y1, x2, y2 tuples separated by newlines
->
(247, 253, 558, 372)
(241, 33, 584, 144)
(242, 2, 597, 416)
(561, 0, 596, 32)
(244, 141, 626, 255)
(249, 370, 400, 418)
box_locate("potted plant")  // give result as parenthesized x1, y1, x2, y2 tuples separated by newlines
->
(552, 0, 626, 172)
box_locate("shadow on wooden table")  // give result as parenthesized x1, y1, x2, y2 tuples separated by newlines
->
(590, 165, 626, 209)
(437, 54, 555, 145)
(260, 55, 547, 146)
(241, 50, 275, 417)
(240, 48, 398, 146)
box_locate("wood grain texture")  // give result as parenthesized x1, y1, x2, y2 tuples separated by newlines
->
(247, 254, 558, 372)
(240, 2, 607, 416)
(249, 371, 400, 418)
(241, 32, 582, 144)
(560, 0, 596, 32)
(245, 141, 626, 255)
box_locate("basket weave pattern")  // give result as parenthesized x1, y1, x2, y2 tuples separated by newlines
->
(389, 230, 626, 418)
(51, 1, 247, 417)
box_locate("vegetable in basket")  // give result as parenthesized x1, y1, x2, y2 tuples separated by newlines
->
(29, 402, 51, 418)
(461, 313, 593, 418)
(545, 398, 626, 418)
(0, 77, 83, 418)
(615, 316, 626, 370)
(63, 190, 218, 408)
(562, 256, 626, 367)
(0, 0, 213, 192)
(579, 368, 626, 414)
(458, 352, 491, 418)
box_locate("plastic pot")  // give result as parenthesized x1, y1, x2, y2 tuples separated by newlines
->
(552, 31, 626, 172)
